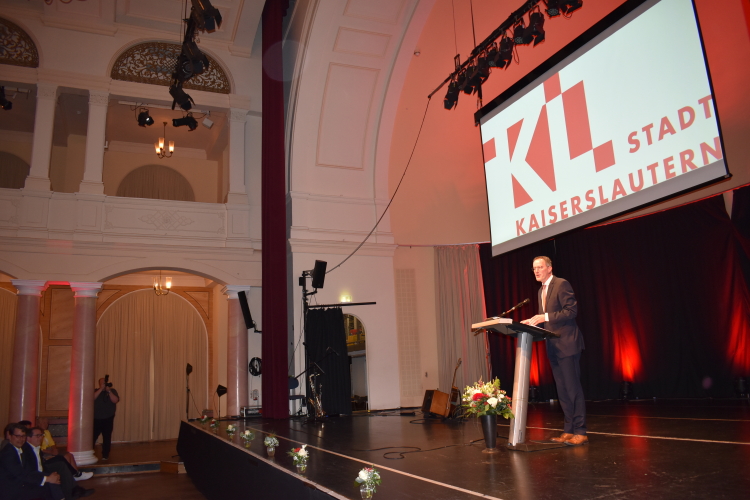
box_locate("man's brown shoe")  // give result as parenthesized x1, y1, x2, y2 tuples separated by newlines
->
(550, 433, 573, 443)
(564, 434, 589, 446)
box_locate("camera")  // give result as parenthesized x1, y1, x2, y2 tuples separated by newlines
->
(104, 374, 113, 388)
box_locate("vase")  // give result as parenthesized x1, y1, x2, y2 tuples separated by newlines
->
(480, 414, 499, 453)
(296, 460, 307, 473)
(360, 484, 375, 499)
(266, 447, 275, 457)
(244, 440, 251, 448)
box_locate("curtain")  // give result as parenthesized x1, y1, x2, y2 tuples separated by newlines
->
(261, 0, 291, 419)
(435, 245, 489, 394)
(0, 152, 30, 189)
(305, 308, 351, 416)
(115, 165, 195, 201)
(96, 290, 208, 442)
(0, 289, 17, 424)
(480, 195, 750, 399)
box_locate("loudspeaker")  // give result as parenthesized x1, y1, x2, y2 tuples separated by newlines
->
(216, 385, 227, 397)
(238, 290, 254, 330)
(311, 260, 327, 289)
(421, 389, 451, 417)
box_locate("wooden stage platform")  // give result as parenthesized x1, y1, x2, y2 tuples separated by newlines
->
(177, 399, 750, 500)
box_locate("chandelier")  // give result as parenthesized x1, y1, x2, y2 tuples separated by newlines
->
(153, 270, 172, 296)
(155, 122, 174, 158)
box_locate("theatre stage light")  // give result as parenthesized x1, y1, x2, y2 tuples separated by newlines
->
(173, 113, 199, 131)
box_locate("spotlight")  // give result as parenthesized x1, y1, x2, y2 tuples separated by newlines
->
(443, 80, 460, 110)
(173, 113, 199, 131)
(137, 109, 154, 127)
(545, 0, 562, 17)
(529, 11, 546, 46)
(488, 36, 514, 69)
(560, 0, 583, 15)
(513, 20, 533, 46)
(191, 0, 223, 33)
(0, 87, 12, 111)
(169, 82, 194, 111)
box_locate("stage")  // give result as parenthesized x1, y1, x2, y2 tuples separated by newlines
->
(177, 399, 750, 499)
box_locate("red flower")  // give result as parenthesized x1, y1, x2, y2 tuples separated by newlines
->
(294, 447, 301, 452)
(472, 393, 484, 401)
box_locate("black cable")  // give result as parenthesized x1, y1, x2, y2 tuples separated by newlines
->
(326, 96, 433, 276)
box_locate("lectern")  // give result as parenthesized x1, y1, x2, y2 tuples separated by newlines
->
(472, 318, 560, 451)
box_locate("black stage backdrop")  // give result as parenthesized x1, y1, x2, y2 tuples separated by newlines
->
(305, 307, 352, 415)
(480, 191, 750, 400)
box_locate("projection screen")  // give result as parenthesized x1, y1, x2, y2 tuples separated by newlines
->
(477, 0, 730, 257)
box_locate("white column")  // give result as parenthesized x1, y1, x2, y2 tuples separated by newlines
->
(226, 108, 248, 204)
(78, 90, 109, 195)
(8, 280, 49, 423)
(25, 83, 58, 191)
(222, 285, 251, 417)
(67, 282, 103, 466)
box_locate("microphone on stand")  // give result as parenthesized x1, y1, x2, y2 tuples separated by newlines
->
(499, 298, 530, 318)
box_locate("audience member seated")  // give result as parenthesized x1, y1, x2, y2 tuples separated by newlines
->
(26, 426, 94, 500)
(0, 422, 65, 500)
(37, 417, 93, 482)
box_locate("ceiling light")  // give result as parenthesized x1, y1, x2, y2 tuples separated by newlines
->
(137, 109, 154, 127)
(545, 0, 562, 17)
(155, 122, 175, 159)
(169, 82, 194, 111)
(173, 113, 199, 131)
(514, 20, 533, 46)
(560, 0, 583, 15)
(0, 87, 12, 111)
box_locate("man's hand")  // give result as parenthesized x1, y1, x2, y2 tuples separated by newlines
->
(521, 314, 546, 326)
(47, 472, 61, 484)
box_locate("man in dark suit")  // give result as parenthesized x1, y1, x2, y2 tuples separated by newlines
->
(522, 256, 588, 446)
(0, 423, 64, 500)
(27, 427, 94, 499)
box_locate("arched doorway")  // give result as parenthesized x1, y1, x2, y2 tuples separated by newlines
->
(96, 289, 208, 442)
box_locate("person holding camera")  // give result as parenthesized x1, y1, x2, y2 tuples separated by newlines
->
(93, 376, 119, 461)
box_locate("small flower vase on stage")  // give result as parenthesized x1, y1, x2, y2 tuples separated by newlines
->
(480, 414, 499, 453)
(244, 440, 251, 448)
(266, 446, 275, 457)
(360, 484, 375, 499)
(296, 459, 307, 473)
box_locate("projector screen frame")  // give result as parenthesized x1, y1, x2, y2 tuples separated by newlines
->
(476, 0, 731, 258)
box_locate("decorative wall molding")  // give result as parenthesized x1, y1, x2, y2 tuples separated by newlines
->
(111, 41, 231, 94)
(107, 140, 207, 160)
(88, 91, 109, 106)
(333, 28, 391, 58)
(0, 17, 40, 68)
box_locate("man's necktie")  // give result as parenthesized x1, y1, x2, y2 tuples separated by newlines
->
(541, 284, 547, 312)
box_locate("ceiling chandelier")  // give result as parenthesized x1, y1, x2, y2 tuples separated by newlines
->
(155, 121, 174, 159)
(153, 270, 172, 296)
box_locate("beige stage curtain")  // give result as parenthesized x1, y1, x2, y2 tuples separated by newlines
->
(96, 290, 208, 443)
(115, 165, 195, 202)
(0, 289, 18, 425)
(435, 245, 489, 394)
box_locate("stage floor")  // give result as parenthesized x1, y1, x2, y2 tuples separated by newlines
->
(183, 398, 750, 500)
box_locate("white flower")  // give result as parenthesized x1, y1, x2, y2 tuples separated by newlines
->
(297, 445, 308, 458)
(487, 397, 498, 408)
(498, 394, 504, 399)
(359, 470, 370, 481)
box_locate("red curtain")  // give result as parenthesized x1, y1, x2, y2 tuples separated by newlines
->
(481, 194, 750, 399)
(261, 0, 290, 419)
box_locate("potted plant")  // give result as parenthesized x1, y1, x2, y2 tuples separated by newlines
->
(461, 378, 513, 452)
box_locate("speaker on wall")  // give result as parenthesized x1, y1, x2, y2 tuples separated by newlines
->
(311, 260, 327, 289)
(238, 290, 255, 330)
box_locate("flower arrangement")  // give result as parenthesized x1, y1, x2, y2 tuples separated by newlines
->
(198, 415, 211, 425)
(354, 465, 382, 491)
(264, 435, 279, 448)
(241, 430, 255, 442)
(226, 424, 236, 436)
(287, 444, 309, 465)
(209, 419, 219, 430)
(461, 378, 514, 419)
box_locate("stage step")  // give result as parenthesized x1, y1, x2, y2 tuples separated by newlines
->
(82, 461, 162, 477)
(160, 460, 186, 474)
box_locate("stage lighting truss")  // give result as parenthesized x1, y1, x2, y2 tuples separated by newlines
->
(173, 112, 199, 131)
(431, 0, 583, 111)
(191, 0, 223, 33)
(136, 108, 154, 127)
(169, 80, 195, 111)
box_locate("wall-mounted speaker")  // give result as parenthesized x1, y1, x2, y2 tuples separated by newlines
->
(238, 290, 255, 330)
(311, 260, 327, 289)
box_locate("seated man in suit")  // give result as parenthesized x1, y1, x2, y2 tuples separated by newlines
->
(26, 427, 94, 500)
(36, 418, 93, 482)
(0, 422, 64, 500)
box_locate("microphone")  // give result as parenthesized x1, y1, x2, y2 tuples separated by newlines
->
(499, 298, 530, 317)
